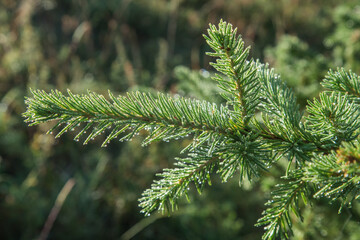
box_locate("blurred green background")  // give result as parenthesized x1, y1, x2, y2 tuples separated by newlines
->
(1, 0, 360, 239)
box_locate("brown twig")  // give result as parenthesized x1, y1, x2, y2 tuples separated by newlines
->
(38, 178, 76, 240)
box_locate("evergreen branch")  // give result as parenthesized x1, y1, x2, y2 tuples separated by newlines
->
(256, 171, 309, 240)
(259, 142, 360, 240)
(306, 92, 360, 146)
(256, 64, 303, 139)
(139, 134, 272, 215)
(203, 21, 307, 161)
(322, 68, 360, 102)
(204, 20, 260, 124)
(251, 66, 360, 240)
(22, 19, 360, 240)
(253, 63, 317, 164)
(139, 147, 219, 215)
(304, 142, 360, 211)
(23, 89, 243, 147)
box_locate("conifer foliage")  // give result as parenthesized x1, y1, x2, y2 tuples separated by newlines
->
(23, 20, 360, 239)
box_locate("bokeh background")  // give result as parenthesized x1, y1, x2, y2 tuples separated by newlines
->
(1, 0, 360, 239)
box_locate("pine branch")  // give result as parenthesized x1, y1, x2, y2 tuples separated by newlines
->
(322, 68, 360, 101)
(303, 142, 360, 211)
(252, 63, 317, 165)
(24, 89, 243, 148)
(256, 171, 309, 240)
(306, 92, 360, 146)
(258, 141, 360, 240)
(22, 19, 360, 240)
(139, 147, 219, 215)
(256, 70, 360, 240)
(204, 20, 260, 124)
(204, 21, 316, 164)
(256, 64, 302, 131)
(139, 133, 272, 215)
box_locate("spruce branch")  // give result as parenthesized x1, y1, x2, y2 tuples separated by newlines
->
(139, 134, 272, 215)
(258, 64, 307, 142)
(306, 92, 360, 146)
(256, 171, 309, 240)
(24, 89, 242, 148)
(253, 63, 317, 165)
(259, 141, 360, 240)
(204, 21, 314, 164)
(303, 142, 360, 211)
(22, 19, 360, 240)
(139, 147, 219, 215)
(204, 20, 259, 124)
(256, 64, 302, 130)
(322, 68, 360, 101)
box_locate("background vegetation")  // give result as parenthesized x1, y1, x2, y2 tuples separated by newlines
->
(1, 0, 360, 239)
